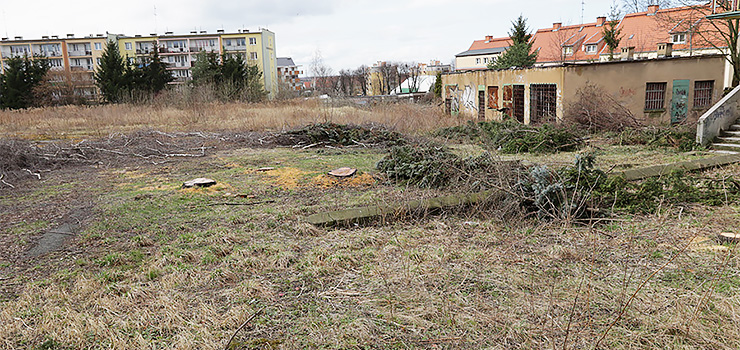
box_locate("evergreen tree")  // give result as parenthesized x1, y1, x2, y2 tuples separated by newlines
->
(488, 15, 538, 70)
(191, 51, 267, 102)
(603, 4, 623, 61)
(140, 45, 173, 93)
(433, 71, 442, 98)
(0, 56, 49, 109)
(94, 40, 128, 103)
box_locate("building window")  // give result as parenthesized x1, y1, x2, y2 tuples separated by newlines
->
(250, 52, 258, 60)
(237, 38, 246, 46)
(694, 80, 714, 108)
(530, 84, 557, 123)
(645, 82, 667, 110)
(475, 58, 481, 64)
(562, 46, 574, 56)
(584, 44, 597, 53)
(249, 37, 257, 45)
(487, 86, 499, 109)
(672, 33, 686, 44)
(125, 42, 132, 50)
(484, 57, 488, 63)
(94, 42, 102, 50)
(96, 58, 101, 65)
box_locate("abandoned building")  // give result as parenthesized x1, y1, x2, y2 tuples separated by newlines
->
(442, 54, 728, 125)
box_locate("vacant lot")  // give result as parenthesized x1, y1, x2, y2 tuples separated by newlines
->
(1, 101, 739, 349)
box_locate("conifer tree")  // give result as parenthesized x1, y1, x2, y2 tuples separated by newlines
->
(94, 40, 128, 103)
(603, 4, 623, 61)
(140, 45, 173, 93)
(433, 71, 442, 98)
(488, 15, 538, 70)
(0, 56, 49, 109)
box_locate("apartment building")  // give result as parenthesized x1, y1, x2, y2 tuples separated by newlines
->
(276, 57, 303, 92)
(0, 33, 110, 99)
(0, 28, 278, 99)
(116, 29, 277, 96)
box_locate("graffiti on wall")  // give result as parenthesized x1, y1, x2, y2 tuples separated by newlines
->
(446, 85, 478, 115)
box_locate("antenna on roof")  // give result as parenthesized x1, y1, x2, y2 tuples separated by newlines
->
(153, 5, 158, 34)
(2, 10, 8, 39)
(581, 0, 585, 24)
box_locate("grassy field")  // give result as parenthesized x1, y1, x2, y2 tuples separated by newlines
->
(1, 102, 739, 349)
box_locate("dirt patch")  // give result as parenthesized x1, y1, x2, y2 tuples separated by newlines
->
(311, 173, 376, 188)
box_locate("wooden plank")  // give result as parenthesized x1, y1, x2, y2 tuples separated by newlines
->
(614, 154, 740, 181)
(306, 190, 500, 226)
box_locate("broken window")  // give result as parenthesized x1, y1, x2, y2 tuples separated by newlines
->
(530, 84, 557, 124)
(504, 85, 525, 122)
(487, 86, 499, 109)
(694, 80, 714, 108)
(645, 82, 667, 110)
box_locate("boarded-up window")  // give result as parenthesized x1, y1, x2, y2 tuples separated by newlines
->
(478, 90, 485, 120)
(512, 85, 525, 122)
(487, 86, 499, 109)
(645, 82, 667, 110)
(694, 80, 714, 108)
(530, 84, 557, 124)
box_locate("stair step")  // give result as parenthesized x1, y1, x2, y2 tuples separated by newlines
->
(722, 130, 740, 137)
(717, 137, 740, 143)
(713, 143, 740, 152)
(711, 149, 740, 155)
(730, 124, 740, 131)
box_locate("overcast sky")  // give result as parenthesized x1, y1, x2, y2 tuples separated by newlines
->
(2, 0, 613, 74)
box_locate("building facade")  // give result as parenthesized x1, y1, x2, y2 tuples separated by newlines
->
(0, 29, 278, 99)
(443, 55, 727, 125)
(276, 57, 303, 92)
(0, 33, 112, 100)
(455, 4, 728, 70)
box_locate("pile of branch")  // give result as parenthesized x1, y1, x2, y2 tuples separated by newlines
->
(564, 83, 642, 132)
(0, 130, 219, 188)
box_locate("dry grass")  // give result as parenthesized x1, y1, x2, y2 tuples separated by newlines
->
(0, 99, 462, 140)
(1, 145, 739, 349)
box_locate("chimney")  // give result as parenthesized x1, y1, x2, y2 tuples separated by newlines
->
(165, 31, 173, 35)
(199, 30, 206, 34)
(42, 35, 49, 39)
(553, 22, 562, 30)
(51, 35, 59, 39)
(66, 34, 74, 38)
(14, 36, 22, 40)
(217, 29, 225, 33)
(485, 35, 493, 41)
(621, 46, 635, 60)
(190, 31, 197, 34)
(647, 5, 659, 14)
(657, 42, 673, 57)
(596, 16, 606, 26)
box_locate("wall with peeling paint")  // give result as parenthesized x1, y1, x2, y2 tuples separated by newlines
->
(443, 67, 565, 123)
(563, 55, 727, 125)
(443, 55, 728, 126)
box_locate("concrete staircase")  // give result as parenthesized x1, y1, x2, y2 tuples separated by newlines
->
(712, 122, 740, 154)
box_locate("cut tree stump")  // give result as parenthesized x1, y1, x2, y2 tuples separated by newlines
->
(718, 232, 740, 244)
(182, 178, 217, 188)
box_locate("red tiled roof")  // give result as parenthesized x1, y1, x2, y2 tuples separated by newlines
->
(467, 36, 512, 51)
(460, 3, 729, 67)
(618, 4, 726, 53)
(532, 21, 607, 63)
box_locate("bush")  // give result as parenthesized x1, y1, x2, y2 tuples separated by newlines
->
(276, 122, 406, 147)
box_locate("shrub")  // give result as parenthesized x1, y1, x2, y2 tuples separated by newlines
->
(564, 83, 641, 132)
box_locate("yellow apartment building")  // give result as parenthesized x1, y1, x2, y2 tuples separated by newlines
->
(0, 29, 278, 99)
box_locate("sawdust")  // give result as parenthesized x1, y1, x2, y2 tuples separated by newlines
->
(258, 167, 312, 189)
(311, 173, 376, 188)
(179, 182, 233, 194)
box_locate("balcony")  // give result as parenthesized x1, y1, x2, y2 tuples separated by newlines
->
(68, 50, 91, 57)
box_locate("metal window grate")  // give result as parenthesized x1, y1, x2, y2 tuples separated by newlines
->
(693, 80, 714, 108)
(645, 82, 667, 110)
(530, 84, 557, 123)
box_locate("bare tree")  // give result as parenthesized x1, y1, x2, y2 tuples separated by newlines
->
(338, 69, 355, 96)
(310, 49, 334, 95)
(622, 0, 675, 13)
(398, 62, 423, 93)
(353, 65, 369, 96)
(657, 1, 739, 86)
(376, 62, 398, 95)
